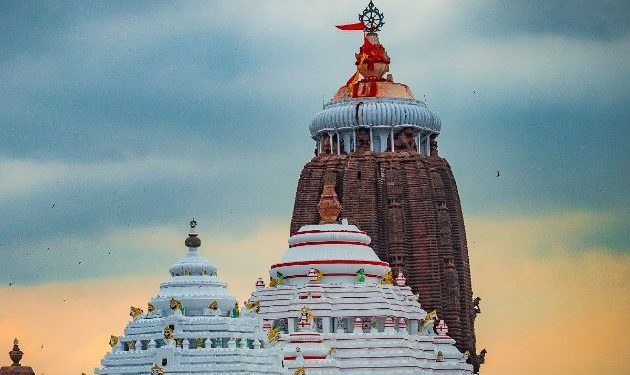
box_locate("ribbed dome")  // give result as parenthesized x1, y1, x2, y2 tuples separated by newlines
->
(310, 98, 441, 137)
(271, 221, 390, 286)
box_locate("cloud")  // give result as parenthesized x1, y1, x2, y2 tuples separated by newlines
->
(469, 0, 630, 41)
(467, 211, 630, 374)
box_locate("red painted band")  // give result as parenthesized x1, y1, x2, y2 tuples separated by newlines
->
(289, 240, 369, 248)
(291, 229, 366, 236)
(285, 272, 381, 280)
(271, 259, 389, 269)
(288, 340, 322, 344)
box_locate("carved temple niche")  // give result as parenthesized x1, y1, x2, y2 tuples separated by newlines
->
(385, 169, 406, 274)
(394, 127, 418, 152)
(356, 128, 371, 153)
(318, 171, 341, 224)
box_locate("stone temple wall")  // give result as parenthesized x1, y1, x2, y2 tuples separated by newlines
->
(290, 151, 476, 355)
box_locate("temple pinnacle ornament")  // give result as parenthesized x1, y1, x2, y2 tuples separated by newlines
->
(359, 1, 385, 32)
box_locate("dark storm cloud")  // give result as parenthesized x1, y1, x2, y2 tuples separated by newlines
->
(472, 0, 630, 41)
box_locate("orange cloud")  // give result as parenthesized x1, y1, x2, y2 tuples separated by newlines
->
(0, 213, 628, 374)
(469, 212, 630, 375)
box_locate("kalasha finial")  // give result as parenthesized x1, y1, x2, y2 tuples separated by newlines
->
(10, 338, 24, 366)
(185, 218, 201, 248)
(360, 1, 385, 33)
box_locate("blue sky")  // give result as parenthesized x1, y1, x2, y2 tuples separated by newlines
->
(1, 0, 628, 285)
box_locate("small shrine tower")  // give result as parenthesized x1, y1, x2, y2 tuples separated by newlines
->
(0, 339, 35, 375)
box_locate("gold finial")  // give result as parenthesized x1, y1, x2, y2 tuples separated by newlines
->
(318, 172, 341, 224)
(13, 338, 18, 345)
(293, 366, 306, 375)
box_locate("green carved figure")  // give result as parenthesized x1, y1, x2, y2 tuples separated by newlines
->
(356, 268, 366, 283)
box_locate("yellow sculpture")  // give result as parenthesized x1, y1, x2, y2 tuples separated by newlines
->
(327, 347, 337, 358)
(269, 277, 278, 288)
(300, 306, 314, 321)
(420, 310, 438, 326)
(129, 306, 143, 319)
(169, 298, 183, 312)
(151, 364, 165, 375)
(267, 326, 281, 343)
(183, 268, 190, 276)
(292, 366, 306, 375)
(245, 300, 260, 313)
(147, 302, 155, 314)
(163, 326, 175, 340)
(109, 335, 118, 348)
(315, 269, 323, 283)
(381, 271, 394, 285)
(208, 300, 219, 310)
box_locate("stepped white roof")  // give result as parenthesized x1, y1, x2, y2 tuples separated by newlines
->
(252, 220, 474, 375)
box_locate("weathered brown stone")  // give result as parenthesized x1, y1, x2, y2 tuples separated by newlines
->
(290, 150, 477, 356)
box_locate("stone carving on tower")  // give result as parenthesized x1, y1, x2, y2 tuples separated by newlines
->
(290, 1, 481, 371)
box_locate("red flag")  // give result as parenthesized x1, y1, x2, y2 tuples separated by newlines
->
(336, 22, 365, 31)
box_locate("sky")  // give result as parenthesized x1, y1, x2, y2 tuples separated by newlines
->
(0, 0, 628, 374)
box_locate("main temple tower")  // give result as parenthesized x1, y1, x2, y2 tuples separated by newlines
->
(290, 1, 481, 368)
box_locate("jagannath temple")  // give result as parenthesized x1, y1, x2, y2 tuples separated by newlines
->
(94, 220, 285, 375)
(290, 1, 483, 369)
(94, 1, 485, 374)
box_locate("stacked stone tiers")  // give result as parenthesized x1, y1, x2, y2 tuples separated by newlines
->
(251, 221, 473, 375)
(290, 152, 476, 356)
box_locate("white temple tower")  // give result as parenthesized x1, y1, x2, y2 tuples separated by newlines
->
(95, 220, 284, 375)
